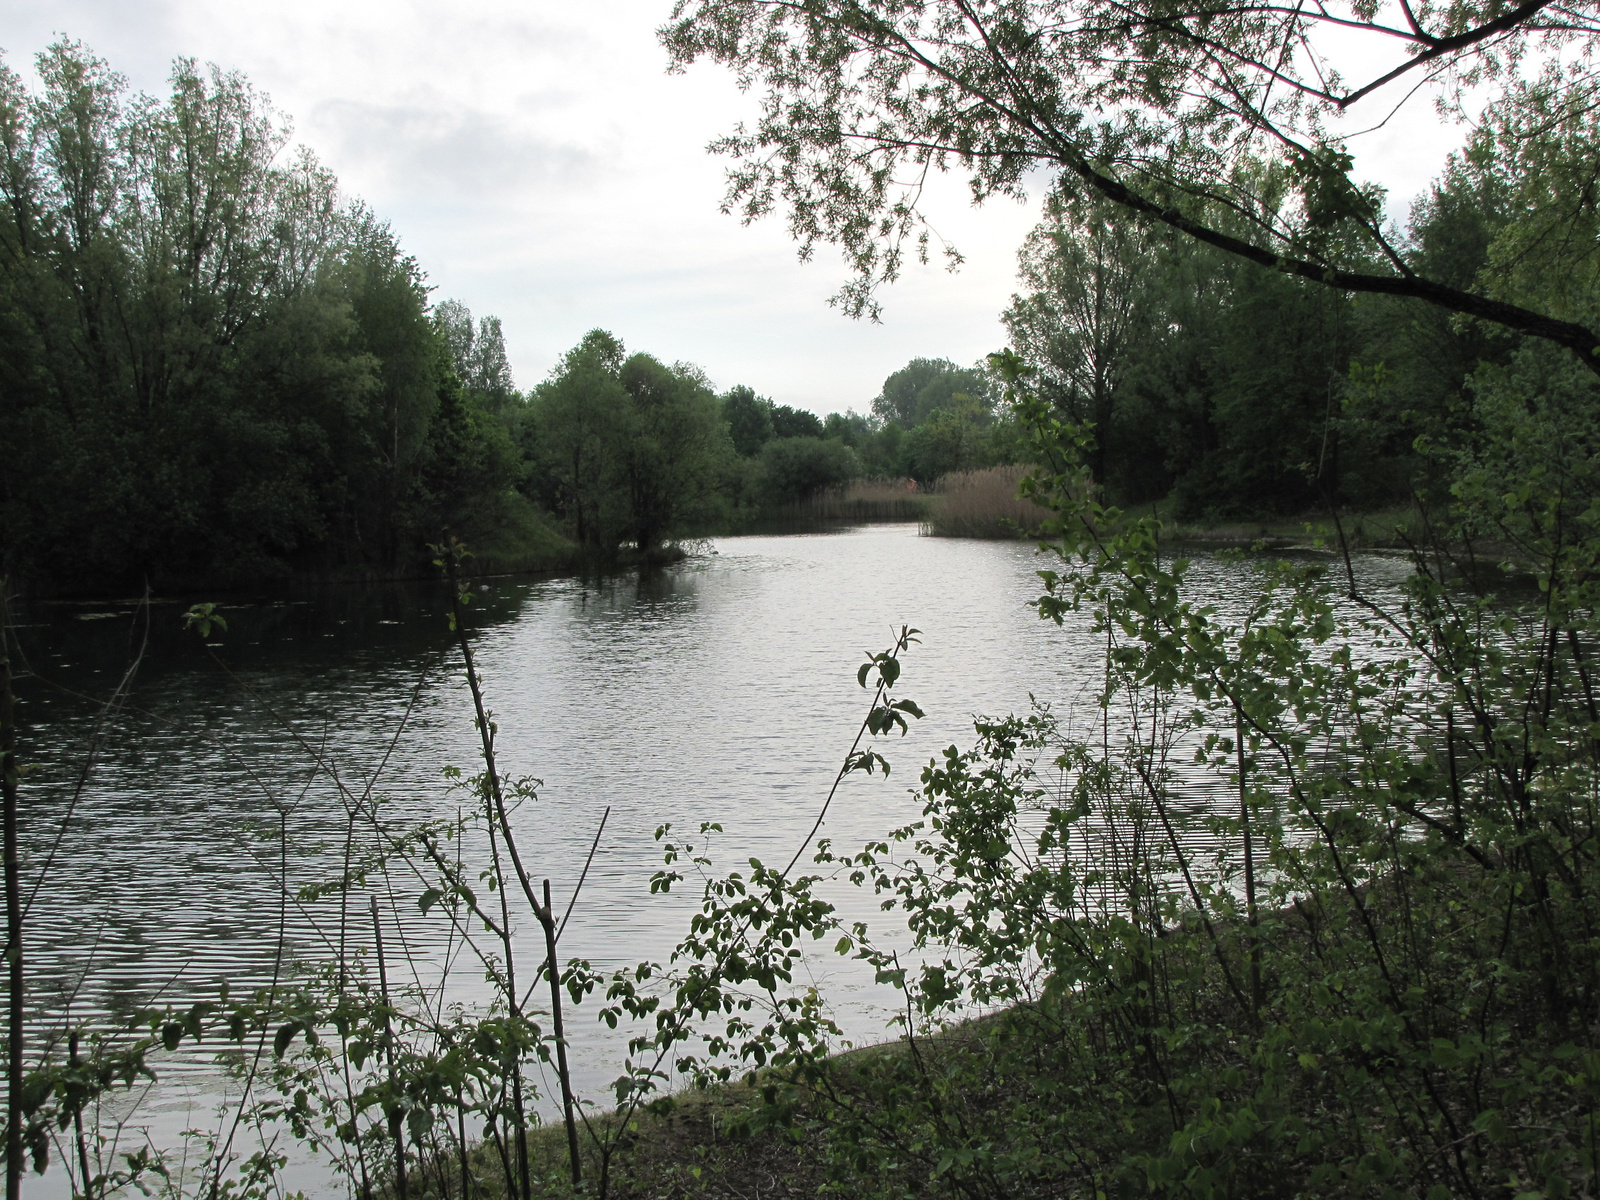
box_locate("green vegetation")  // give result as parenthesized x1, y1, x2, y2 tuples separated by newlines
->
(525, 331, 729, 556)
(18, 0, 1600, 592)
(662, 0, 1600, 531)
(0, 43, 1023, 597)
(1000, 186, 1478, 521)
(0, 45, 544, 593)
(10, 349, 1599, 1199)
(0, 43, 934, 596)
(663, 0, 1600, 365)
(10, 1, 1600, 1195)
(3, 38, 1500, 595)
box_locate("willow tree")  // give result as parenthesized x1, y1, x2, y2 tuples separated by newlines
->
(661, 0, 1600, 372)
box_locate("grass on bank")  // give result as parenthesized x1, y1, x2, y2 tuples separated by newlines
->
(515, 1032, 972, 1200)
(498, 831, 1598, 1200)
(918, 464, 1425, 548)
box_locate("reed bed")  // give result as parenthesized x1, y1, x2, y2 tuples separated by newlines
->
(785, 477, 932, 522)
(923, 464, 1049, 538)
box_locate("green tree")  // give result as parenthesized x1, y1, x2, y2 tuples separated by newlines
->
(0, 44, 348, 585)
(0, 42, 520, 587)
(872, 358, 990, 428)
(822, 410, 873, 447)
(435, 298, 518, 411)
(720, 384, 776, 455)
(530, 330, 630, 548)
(616, 353, 731, 550)
(1004, 196, 1154, 491)
(759, 435, 859, 504)
(417, 343, 520, 544)
(530, 332, 733, 552)
(900, 394, 987, 486)
(337, 215, 448, 566)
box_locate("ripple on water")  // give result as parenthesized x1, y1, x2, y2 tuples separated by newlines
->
(12, 525, 1413, 1190)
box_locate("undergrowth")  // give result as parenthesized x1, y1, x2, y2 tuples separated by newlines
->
(4, 354, 1600, 1198)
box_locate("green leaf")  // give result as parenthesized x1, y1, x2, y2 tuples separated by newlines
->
(273, 1021, 302, 1058)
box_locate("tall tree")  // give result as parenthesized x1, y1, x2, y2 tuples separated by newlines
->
(436, 298, 517, 409)
(1004, 196, 1153, 489)
(769, 403, 824, 440)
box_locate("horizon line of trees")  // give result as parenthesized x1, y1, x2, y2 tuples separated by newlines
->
(3, 38, 1554, 595)
(0, 41, 918, 595)
(0, 41, 1031, 594)
(0, 42, 528, 594)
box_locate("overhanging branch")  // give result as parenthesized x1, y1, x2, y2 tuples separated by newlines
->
(1064, 154, 1600, 375)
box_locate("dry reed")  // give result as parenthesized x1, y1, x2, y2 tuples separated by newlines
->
(786, 477, 932, 522)
(923, 464, 1049, 538)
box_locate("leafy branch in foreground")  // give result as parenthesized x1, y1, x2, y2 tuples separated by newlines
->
(576, 354, 1600, 1200)
(663, 0, 1600, 372)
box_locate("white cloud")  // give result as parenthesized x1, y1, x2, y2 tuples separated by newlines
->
(312, 95, 598, 198)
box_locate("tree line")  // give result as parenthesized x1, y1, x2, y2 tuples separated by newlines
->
(998, 178, 1482, 520)
(0, 43, 1018, 594)
(8, 35, 1573, 595)
(0, 44, 531, 592)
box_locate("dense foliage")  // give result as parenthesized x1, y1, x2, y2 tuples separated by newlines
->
(16, 346, 1597, 1198)
(562, 352, 1600, 1199)
(0, 44, 536, 592)
(0, 42, 897, 594)
(1002, 190, 1402, 517)
(997, 83, 1600, 522)
(527, 330, 734, 552)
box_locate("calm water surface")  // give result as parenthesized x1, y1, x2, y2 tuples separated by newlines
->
(11, 524, 1414, 1187)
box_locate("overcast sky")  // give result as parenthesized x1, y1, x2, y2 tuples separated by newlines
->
(1, 1, 1472, 414)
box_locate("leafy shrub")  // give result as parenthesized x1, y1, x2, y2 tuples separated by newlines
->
(759, 437, 859, 506)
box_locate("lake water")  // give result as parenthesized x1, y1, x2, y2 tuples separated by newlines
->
(8, 523, 1416, 1191)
